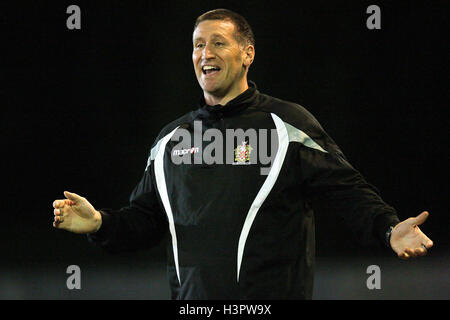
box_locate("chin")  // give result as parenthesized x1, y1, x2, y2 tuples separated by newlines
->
(202, 82, 222, 95)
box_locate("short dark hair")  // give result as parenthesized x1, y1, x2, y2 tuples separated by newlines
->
(194, 9, 255, 47)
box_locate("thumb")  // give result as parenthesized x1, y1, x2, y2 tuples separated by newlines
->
(410, 211, 429, 226)
(64, 191, 83, 203)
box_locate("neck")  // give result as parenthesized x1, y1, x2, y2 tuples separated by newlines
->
(204, 79, 249, 106)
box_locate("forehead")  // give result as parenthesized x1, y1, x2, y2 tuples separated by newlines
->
(193, 19, 237, 41)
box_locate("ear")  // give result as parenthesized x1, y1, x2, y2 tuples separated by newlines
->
(242, 45, 255, 68)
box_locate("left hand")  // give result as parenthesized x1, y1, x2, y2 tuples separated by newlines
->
(390, 211, 434, 259)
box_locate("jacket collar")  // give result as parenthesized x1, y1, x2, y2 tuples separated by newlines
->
(196, 80, 258, 118)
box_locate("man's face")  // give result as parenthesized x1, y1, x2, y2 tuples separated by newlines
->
(192, 20, 248, 98)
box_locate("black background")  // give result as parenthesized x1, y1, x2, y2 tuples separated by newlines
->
(1, 0, 448, 300)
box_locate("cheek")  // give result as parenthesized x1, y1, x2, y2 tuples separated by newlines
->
(232, 52, 244, 69)
(231, 58, 244, 75)
(192, 53, 200, 70)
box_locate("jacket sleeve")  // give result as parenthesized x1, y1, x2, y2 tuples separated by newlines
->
(294, 108, 400, 247)
(87, 148, 168, 253)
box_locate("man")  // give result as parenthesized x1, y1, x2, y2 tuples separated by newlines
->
(52, 9, 434, 299)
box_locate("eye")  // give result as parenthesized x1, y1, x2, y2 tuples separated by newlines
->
(215, 41, 224, 46)
(195, 43, 205, 49)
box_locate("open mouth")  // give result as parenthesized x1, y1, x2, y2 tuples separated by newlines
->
(202, 65, 221, 75)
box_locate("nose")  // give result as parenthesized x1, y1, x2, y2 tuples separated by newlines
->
(202, 43, 216, 60)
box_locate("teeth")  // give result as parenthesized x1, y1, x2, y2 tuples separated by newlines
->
(202, 66, 219, 71)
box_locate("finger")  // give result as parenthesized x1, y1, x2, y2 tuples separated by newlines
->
(53, 208, 64, 222)
(64, 191, 83, 203)
(399, 252, 410, 260)
(53, 200, 65, 208)
(53, 216, 62, 228)
(53, 218, 65, 228)
(53, 199, 75, 208)
(422, 238, 433, 249)
(404, 247, 417, 258)
(414, 247, 427, 257)
(410, 211, 429, 226)
(417, 231, 434, 249)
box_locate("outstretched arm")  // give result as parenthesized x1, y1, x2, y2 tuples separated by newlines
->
(289, 105, 434, 253)
(52, 142, 168, 253)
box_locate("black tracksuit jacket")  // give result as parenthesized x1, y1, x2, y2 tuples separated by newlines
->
(88, 81, 400, 299)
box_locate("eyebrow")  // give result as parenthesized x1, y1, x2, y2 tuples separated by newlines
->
(193, 33, 227, 42)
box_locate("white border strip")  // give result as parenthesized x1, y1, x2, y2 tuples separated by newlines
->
(284, 121, 327, 153)
(236, 113, 290, 282)
(154, 126, 182, 285)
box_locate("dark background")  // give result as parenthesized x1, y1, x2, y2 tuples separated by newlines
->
(1, 0, 448, 299)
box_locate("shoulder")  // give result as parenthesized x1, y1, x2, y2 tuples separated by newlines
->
(256, 93, 325, 132)
(256, 92, 345, 155)
(153, 110, 196, 145)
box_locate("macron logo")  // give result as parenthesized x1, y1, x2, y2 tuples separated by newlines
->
(173, 147, 199, 156)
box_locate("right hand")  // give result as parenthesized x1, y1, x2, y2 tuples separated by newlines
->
(52, 191, 102, 234)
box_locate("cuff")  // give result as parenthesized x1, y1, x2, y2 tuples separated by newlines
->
(87, 209, 114, 242)
(373, 213, 400, 247)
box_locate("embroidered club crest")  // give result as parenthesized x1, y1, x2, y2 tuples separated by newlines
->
(234, 141, 253, 163)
